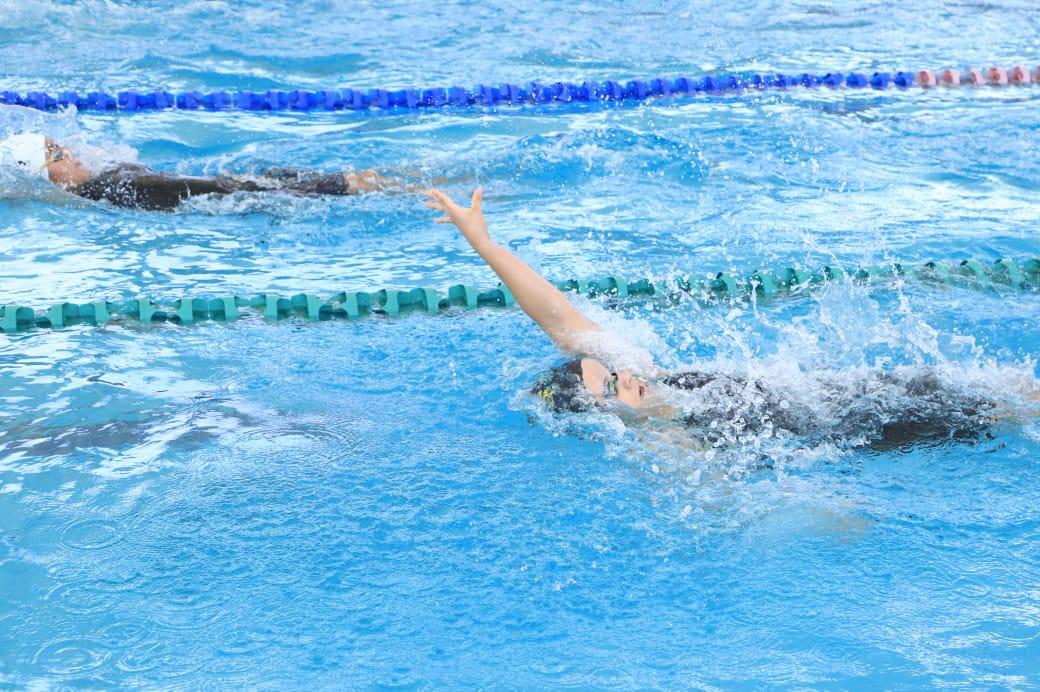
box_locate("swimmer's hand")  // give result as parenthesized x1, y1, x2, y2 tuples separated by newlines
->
(425, 188, 491, 250)
(345, 169, 395, 194)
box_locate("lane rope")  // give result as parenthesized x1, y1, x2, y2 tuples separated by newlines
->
(3, 66, 1037, 114)
(2, 258, 1037, 332)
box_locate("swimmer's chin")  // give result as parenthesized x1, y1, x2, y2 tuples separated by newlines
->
(611, 386, 680, 422)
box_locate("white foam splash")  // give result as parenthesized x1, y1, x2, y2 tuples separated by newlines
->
(518, 280, 1040, 492)
(0, 104, 139, 196)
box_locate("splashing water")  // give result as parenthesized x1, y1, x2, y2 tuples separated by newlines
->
(2, 0, 1040, 687)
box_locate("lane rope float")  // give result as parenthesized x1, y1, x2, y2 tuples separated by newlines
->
(3, 65, 1038, 114)
(1, 258, 1037, 333)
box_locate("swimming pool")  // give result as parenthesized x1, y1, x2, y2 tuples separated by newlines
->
(2, 0, 1039, 686)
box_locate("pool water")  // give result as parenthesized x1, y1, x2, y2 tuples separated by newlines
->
(2, 0, 1039, 686)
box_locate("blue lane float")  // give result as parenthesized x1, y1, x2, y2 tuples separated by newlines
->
(3, 65, 1037, 114)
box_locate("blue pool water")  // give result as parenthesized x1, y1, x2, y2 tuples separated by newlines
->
(2, 1, 1040, 686)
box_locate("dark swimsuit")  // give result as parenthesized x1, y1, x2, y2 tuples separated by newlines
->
(70, 165, 353, 211)
(662, 368, 995, 451)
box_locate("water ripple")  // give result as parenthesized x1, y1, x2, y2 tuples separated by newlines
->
(2, 0, 1040, 687)
(59, 519, 122, 551)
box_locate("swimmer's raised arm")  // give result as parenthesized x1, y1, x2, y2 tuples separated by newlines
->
(425, 188, 601, 353)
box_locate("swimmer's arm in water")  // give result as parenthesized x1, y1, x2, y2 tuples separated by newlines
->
(425, 188, 601, 353)
(69, 166, 401, 210)
(269, 168, 397, 194)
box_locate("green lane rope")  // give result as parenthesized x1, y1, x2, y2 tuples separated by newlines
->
(2, 258, 1037, 333)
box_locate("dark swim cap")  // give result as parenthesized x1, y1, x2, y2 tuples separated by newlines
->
(530, 358, 594, 413)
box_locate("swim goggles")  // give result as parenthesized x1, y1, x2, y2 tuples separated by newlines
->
(43, 142, 65, 168)
(605, 372, 650, 401)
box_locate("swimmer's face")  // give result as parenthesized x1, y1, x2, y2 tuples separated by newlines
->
(580, 357, 647, 408)
(43, 137, 91, 187)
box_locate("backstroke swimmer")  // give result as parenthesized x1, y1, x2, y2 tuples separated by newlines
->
(425, 188, 1039, 451)
(0, 132, 396, 211)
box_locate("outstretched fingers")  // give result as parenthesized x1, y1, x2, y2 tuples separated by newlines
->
(425, 188, 483, 226)
(424, 191, 454, 224)
(425, 188, 458, 210)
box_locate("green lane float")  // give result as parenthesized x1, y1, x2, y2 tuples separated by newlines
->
(2, 258, 1037, 333)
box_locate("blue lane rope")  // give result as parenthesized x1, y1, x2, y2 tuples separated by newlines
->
(3, 66, 1036, 113)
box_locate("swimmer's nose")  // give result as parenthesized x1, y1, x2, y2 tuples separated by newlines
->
(619, 371, 643, 392)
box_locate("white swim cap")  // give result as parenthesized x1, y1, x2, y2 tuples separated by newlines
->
(0, 133, 48, 178)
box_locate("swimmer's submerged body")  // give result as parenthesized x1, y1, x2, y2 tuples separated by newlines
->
(69, 164, 391, 211)
(0, 132, 393, 210)
(424, 187, 1036, 452)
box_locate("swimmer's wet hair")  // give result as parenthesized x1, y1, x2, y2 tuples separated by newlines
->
(531, 358, 594, 413)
